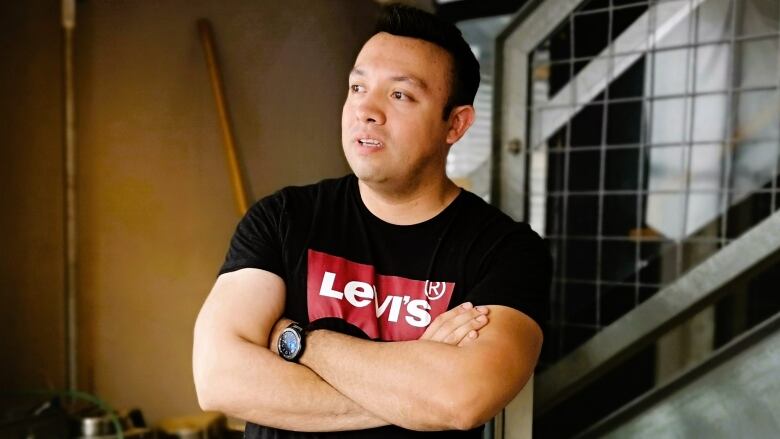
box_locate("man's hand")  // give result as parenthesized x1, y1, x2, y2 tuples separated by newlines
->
(419, 302, 489, 346)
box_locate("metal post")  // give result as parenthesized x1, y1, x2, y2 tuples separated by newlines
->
(62, 0, 78, 391)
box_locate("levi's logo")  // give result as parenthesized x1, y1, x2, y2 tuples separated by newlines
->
(319, 272, 433, 327)
(307, 249, 455, 341)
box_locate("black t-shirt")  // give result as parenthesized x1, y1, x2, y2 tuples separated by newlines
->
(219, 175, 551, 439)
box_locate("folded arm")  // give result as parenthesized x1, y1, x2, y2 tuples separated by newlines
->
(299, 305, 543, 431)
(193, 268, 387, 431)
(192, 268, 492, 432)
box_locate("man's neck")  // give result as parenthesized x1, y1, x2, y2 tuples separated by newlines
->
(357, 177, 461, 226)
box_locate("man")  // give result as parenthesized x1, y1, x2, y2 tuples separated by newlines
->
(193, 4, 550, 438)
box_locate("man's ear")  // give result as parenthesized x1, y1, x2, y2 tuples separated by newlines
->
(445, 105, 476, 145)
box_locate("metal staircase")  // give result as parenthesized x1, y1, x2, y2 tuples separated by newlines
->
(490, 0, 780, 436)
(534, 209, 780, 437)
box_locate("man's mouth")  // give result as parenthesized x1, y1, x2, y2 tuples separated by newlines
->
(358, 138, 383, 148)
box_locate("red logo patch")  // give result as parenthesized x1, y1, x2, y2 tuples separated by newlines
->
(307, 249, 455, 341)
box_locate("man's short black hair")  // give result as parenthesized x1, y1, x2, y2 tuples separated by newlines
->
(374, 3, 480, 120)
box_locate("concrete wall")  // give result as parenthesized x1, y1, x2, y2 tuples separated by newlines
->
(0, 0, 67, 392)
(2, 0, 378, 424)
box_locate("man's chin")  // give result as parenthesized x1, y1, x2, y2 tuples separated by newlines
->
(353, 172, 385, 184)
(348, 162, 383, 181)
(351, 167, 394, 188)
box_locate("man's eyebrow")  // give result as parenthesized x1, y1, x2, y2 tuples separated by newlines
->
(349, 68, 428, 91)
(390, 75, 428, 90)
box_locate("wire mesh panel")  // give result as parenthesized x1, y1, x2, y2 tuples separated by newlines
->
(523, 0, 780, 367)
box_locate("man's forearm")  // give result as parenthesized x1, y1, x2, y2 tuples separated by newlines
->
(299, 306, 542, 433)
(195, 335, 388, 431)
(242, 302, 493, 432)
(194, 270, 389, 432)
(300, 331, 486, 431)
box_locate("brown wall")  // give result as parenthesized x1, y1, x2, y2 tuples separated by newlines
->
(2, 0, 378, 424)
(74, 0, 378, 423)
(0, 1, 67, 391)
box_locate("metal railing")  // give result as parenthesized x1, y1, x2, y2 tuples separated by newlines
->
(576, 308, 780, 438)
(534, 208, 780, 414)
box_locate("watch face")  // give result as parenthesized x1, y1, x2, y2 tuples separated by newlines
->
(279, 329, 301, 360)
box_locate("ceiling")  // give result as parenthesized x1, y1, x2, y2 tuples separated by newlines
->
(373, 0, 530, 22)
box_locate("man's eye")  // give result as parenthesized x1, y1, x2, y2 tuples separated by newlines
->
(350, 84, 364, 93)
(392, 91, 407, 100)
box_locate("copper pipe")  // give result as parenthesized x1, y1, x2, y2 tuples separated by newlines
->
(197, 19, 250, 216)
(62, 0, 78, 390)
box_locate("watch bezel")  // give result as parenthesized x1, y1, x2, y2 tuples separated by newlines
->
(278, 323, 305, 362)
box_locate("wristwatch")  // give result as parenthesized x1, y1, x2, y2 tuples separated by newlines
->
(277, 322, 305, 362)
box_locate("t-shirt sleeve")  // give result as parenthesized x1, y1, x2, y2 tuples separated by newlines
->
(218, 192, 286, 278)
(464, 224, 551, 330)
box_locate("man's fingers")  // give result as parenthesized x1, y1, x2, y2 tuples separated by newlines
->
(420, 302, 474, 340)
(457, 330, 479, 347)
(431, 307, 486, 342)
(443, 314, 488, 345)
(426, 305, 489, 345)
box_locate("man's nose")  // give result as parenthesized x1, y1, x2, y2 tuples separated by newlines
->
(355, 94, 386, 125)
